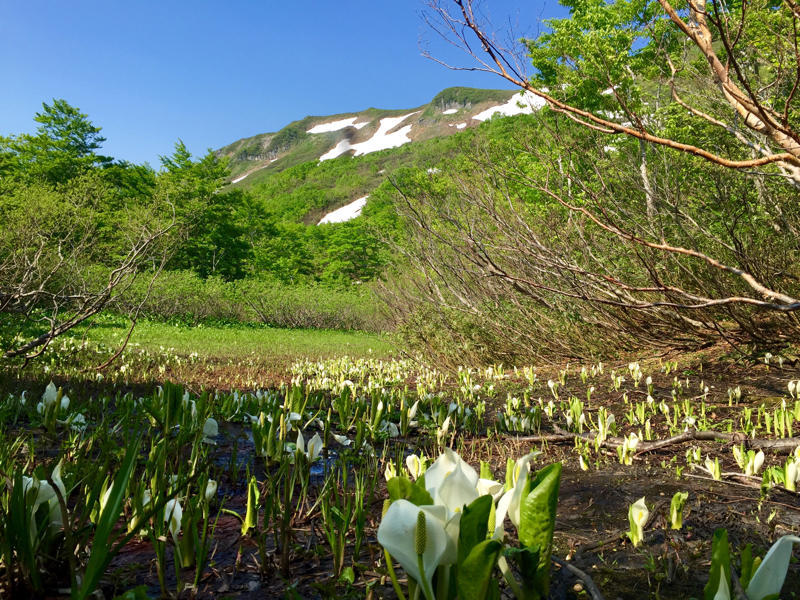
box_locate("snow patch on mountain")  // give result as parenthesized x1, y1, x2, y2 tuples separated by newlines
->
(308, 117, 368, 134)
(318, 196, 369, 224)
(351, 112, 418, 155)
(472, 91, 545, 121)
(319, 139, 353, 161)
(231, 159, 277, 183)
(319, 112, 419, 161)
(442, 108, 458, 115)
(456, 123, 466, 129)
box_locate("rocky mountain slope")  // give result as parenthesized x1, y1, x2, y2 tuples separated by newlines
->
(216, 87, 543, 192)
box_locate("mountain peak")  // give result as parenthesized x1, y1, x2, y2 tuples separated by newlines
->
(217, 87, 540, 188)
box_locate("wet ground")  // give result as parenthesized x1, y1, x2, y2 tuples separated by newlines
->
(6, 346, 800, 598)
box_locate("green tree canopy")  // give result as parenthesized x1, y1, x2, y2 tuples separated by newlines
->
(0, 99, 111, 186)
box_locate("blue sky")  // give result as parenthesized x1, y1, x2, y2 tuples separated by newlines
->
(1, 1, 567, 166)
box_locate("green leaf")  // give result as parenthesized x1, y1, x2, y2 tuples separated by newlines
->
(77, 437, 141, 600)
(504, 545, 541, 593)
(8, 470, 41, 591)
(339, 566, 356, 585)
(456, 539, 503, 600)
(518, 462, 562, 596)
(703, 529, 731, 600)
(739, 544, 756, 590)
(386, 476, 433, 506)
(112, 585, 152, 600)
(241, 475, 259, 535)
(458, 495, 493, 565)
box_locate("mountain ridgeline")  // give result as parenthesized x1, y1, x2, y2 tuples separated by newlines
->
(217, 87, 521, 187)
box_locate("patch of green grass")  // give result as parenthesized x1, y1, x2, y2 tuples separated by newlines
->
(82, 318, 396, 364)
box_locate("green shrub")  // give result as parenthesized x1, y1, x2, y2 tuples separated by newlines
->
(108, 270, 388, 332)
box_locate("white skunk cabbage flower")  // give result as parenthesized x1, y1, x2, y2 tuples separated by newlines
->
(164, 498, 183, 543)
(22, 459, 67, 530)
(332, 434, 351, 447)
(306, 432, 323, 462)
(407, 400, 419, 420)
(746, 450, 765, 476)
(295, 430, 323, 463)
(205, 479, 218, 502)
(384, 460, 397, 482)
(377, 500, 448, 593)
(37, 382, 69, 414)
(423, 448, 478, 508)
(69, 413, 87, 431)
(476, 477, 504, 501)
(627, 497, 649, 547)
(42, 382, 58, 406)
(745, 535, 800, 600)
(405, 454, 427, 480)
(493, 451, 545, 540)
(496, 452, 538, 531)
(705, 456, 722, 480)
(202, 417, 218, 444)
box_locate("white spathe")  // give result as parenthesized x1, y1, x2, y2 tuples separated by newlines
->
(377, 500, 449, 592)
(318, 196, 368, 225)
(307, 117, 368, 134)
(745, 535, 800, 600)
(472, 91, 545, 121)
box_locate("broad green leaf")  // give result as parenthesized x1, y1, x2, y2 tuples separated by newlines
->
(456, 539, 503, 600)
(518, 462, 562, 595)
(703, 529, 731, 600)
(9, 471, 40, 591)
(458, 495, 493, 565)
(386, 476, 433, 506)
(739, 544, 756, 590)
(504, 545, 541, 593)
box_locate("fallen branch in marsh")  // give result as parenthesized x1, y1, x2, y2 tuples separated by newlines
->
(488, 428, 800, 455)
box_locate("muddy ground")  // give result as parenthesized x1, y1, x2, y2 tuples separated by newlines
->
(6, 347, 800, 599)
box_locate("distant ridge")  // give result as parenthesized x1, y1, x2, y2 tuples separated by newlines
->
(216, 87, 543, 188)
